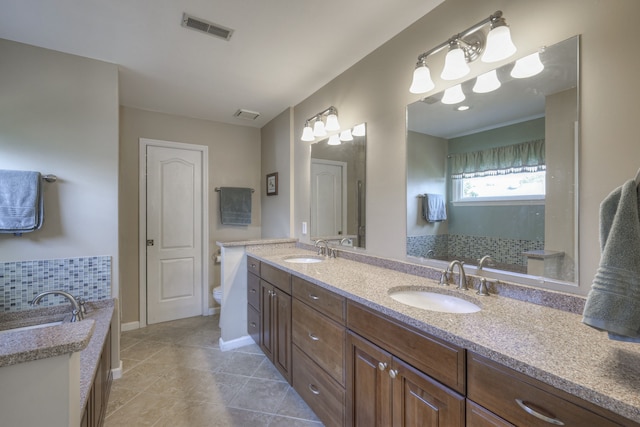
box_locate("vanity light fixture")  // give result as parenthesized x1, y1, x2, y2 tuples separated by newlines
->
(441, 84, 465, 104)
(510, 51, 544, 78)
(300, 106, 341, 141)
(339, 129, 354, 141)
(409, 10, 516, 94)
(327, 134, 341, 145)
(473, 69, 501, 93)
(352, 123, 366, 137)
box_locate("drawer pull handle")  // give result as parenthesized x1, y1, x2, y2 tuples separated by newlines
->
(308, 384, 320, 395)
(251, 263, 257, 268)
(250, 289, 256, 293)
(388, 369, 398, 379)
(378, 362, 388, 371)
(515, 399, 565, 425)
(309, 294, 320, 300)
(250, 322, 256, 328)
(308, 333, 320, 341)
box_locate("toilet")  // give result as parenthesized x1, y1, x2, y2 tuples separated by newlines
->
(213, 286, 222, 305)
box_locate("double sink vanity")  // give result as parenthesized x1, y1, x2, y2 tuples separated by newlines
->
(245, 244, 640, 426)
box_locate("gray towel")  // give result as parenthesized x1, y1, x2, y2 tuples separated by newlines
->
(0, 169, 44, 234)
(582, 179, 640, 342)
(423, 194, 447, 222)
(219, 187, 252, 225)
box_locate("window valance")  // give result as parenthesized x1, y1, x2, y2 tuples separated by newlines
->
(450, 139, 545, 179)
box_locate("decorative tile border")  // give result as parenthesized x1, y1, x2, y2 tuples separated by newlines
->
(0, 256, 111, 312)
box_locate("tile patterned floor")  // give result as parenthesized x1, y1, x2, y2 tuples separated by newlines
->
(105, 315, 323, 427)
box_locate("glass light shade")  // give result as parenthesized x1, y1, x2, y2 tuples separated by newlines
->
(441, 47, 470, 80)
(313, 119, 327, 137)
(510, 52, 544, 78)
(473, 70, 501, 93)
(325, 113, 340, 131)
(441, 84, 465, 104)
(339, 129, 353, 141)
(409, 64, 435, 94)
(352, 123, 366, 136)
(482, 25, 517, 63)
(327, 134, 341, 145)
(301, 125, 315, 141)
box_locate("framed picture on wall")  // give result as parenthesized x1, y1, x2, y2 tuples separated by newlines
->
(266, 172, 278, 196)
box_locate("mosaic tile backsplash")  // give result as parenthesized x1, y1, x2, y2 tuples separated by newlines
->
(0, 256, 111, 312)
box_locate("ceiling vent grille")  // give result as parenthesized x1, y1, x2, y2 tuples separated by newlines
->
(234, 109, 261, 121)
(181, 13, 234, 41)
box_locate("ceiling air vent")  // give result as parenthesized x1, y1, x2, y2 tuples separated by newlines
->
(234, 109, 261, 121)
(181, 13, 234, 41)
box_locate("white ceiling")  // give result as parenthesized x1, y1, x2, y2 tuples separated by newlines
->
(0, 0, 443, 128)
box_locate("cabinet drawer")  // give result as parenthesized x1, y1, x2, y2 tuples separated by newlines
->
(247, 304, 260, 345)
(347, 301, 465, 393)
(293, 298, 345, 386)
(261, 262, 291, 294)
(467, 400, 515, 427)
(293, 345, 345, 427)
(292, 275, 345, 324)
(247, 271, 260, 310)
(247, 256, 260, 276)
(467, 352, 622, 427)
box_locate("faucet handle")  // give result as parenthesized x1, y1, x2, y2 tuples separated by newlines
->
(477, 278, 491, 296)
(439, 270, 449, 286)
(77, 297, 87, 315)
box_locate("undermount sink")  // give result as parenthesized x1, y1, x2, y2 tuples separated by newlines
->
(283, 255, 325, 264)
(389, 288, 481, 314)
(0, 320, 63, 335)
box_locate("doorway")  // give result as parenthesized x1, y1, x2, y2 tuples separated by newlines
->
(310, 159, 347, 238)
(139, 138, 209, 326)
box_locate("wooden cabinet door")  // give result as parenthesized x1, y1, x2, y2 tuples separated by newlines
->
(260, 281, 274, 360)
(392, 356, 465, 427)
(347, 331, 393, 427)
(272, 287, 292, 383)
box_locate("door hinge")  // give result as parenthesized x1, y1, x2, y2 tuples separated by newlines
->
(147, 239, 154, 246)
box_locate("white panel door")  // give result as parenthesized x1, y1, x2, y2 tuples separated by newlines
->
(311, 160, 347, 238)
(146, 145, 203, 324)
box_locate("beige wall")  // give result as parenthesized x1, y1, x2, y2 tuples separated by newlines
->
(282, 0, 640, 295)
(0, 39, 119, 292)
(260, 108, 293, 238)
(119, 107, 261, 323)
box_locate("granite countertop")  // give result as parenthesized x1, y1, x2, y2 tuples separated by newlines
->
(0, 299, 114, 415)
(247, 246, 640, 424)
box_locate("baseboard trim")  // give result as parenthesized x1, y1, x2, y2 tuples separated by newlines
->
(219, 335, 254, 352)
(207, 307, 220, 316)
(111, 360, 123, 380)
(121, 321, 140, 332)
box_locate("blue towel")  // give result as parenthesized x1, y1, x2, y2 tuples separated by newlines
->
(423, 194, 447, 222)
(0, 170, 44, 235)
(219, 187, 252, 225)
(583, 179, 640, 342)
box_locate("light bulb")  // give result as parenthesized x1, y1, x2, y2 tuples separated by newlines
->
(327, 134, 341, 145)
(482, 25, 516, 63)
(409, 62, 435, 94)
(473, 69, 501, 93)
(339, 129, 353, 141)
(313, 119, 326, 137)
(325, 113, 340, 132)
(511, 52, 544, 78)
(301, 125, 315, 141)
(352, 123, 366, 136)
(441, 45, 470, 80)
(441, 84, 465, 104)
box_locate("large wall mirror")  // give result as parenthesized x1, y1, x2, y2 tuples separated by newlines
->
(311, 123, 366, 248)
(406, 36, 579, 286)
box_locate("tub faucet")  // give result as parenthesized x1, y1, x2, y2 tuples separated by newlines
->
(30, 290, 84, 322)
(447, 260, 468, 290)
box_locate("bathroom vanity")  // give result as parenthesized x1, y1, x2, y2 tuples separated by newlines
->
(246, 246, 640, 427)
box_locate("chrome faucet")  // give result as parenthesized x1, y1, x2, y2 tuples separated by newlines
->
(314, 239, 329, 256)
(30, 290, 84, 322)
(478, 255, 495, 270)
(447, 260, 468, 290)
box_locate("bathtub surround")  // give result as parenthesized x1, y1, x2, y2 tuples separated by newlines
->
(0, 256, 112, 312)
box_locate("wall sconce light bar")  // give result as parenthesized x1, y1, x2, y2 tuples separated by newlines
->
(410, 10, 516, 94)
(300, 106, 341, 142)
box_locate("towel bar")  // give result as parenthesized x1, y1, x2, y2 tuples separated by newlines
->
(42, 174, 57, 183)
(215, 187, 254, 193)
